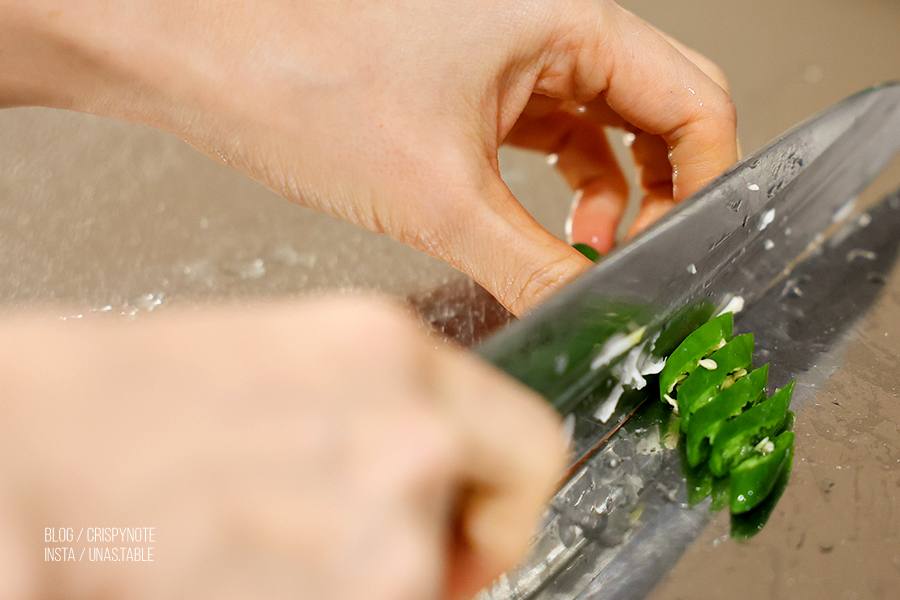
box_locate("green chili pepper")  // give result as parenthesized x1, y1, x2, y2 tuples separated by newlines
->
(682, 454, 730, 509)
(730, 430, 795, 514)
(684, 364, 769, 467)
(677, 333, 754, 431)
(680, 440, 714, 506)
(652, 304, 798, 535)
(651, 301, 717, 360)
(659, 312, 734, 397)
(709, 381, 795, 477)
(729, 443, 794, 538)
(710, 473, 731, 512)
(572, 243, 603, 262)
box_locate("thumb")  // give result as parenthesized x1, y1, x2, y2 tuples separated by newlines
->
(435, 172, 592, 317)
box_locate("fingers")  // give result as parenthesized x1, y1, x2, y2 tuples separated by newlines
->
(461, 180, 592, 316)
(315, 300, 566, 599)
(505, 3, 737, 247)
(393, 147, 592, 316)
(624, 130, 676, 240)
(603, 9, 737, 201)
(506, 104, 629, 253)
(316, 299, 567, 599)
(537, 2, 737, 203)
(431, 347, 567, 600)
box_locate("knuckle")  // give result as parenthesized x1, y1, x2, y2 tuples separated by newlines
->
(503, 254, 582, 316)
(721, 97, 738, 128)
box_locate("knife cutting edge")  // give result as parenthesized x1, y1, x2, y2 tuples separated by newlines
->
(474, 83, 900, 600)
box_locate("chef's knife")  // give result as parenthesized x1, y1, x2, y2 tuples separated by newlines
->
(474, 83, 900, 600)
(478, 82, 900, 419)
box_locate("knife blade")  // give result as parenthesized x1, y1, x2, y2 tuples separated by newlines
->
(474, 83, 900, 600)
(485, 181, 900, 600)
(478, 82, 900, 420)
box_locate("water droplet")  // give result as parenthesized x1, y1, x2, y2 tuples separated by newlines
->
(758, 208, 776, 231)
(747, 183, 760, 191)
(622, 132, 636, 147)
(546, 153, 559, 165)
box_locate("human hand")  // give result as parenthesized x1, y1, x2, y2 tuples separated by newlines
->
(1, 0, 736, 316)
(506, 24, 738, 254)
(0, 297, 566, 600)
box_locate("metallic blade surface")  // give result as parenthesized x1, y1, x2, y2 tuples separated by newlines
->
(563, 185, 900, 600)
(474, 82, 900, 600)
(478, 82, 900, 419)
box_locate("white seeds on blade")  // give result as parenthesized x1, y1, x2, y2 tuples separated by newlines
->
(590, 326, 647, 371)
(758, 208, 776, 231)
(663, 394, 679, 414)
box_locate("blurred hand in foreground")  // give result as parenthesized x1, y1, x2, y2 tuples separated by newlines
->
(0, 298, 566, 600)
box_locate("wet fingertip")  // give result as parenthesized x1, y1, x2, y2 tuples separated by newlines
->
(566, 186, 626, 254)
(567, 211, 617, 255)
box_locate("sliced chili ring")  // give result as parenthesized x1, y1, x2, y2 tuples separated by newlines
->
(677, 333, 754, 431)
(709, 381, 795, 477)
(729, 430, 795, 514)
(685, 364, 769, 467)
(659, 312, 734, 397)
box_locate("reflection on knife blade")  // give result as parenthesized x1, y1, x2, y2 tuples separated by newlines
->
(476, 84, 900, 600)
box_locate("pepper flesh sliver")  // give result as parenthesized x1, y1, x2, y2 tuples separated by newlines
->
(677, 333, 754, 432)
(685, 364, 769, 467)
(709, 381, 795, 477)
(659, 312, 733, 396)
